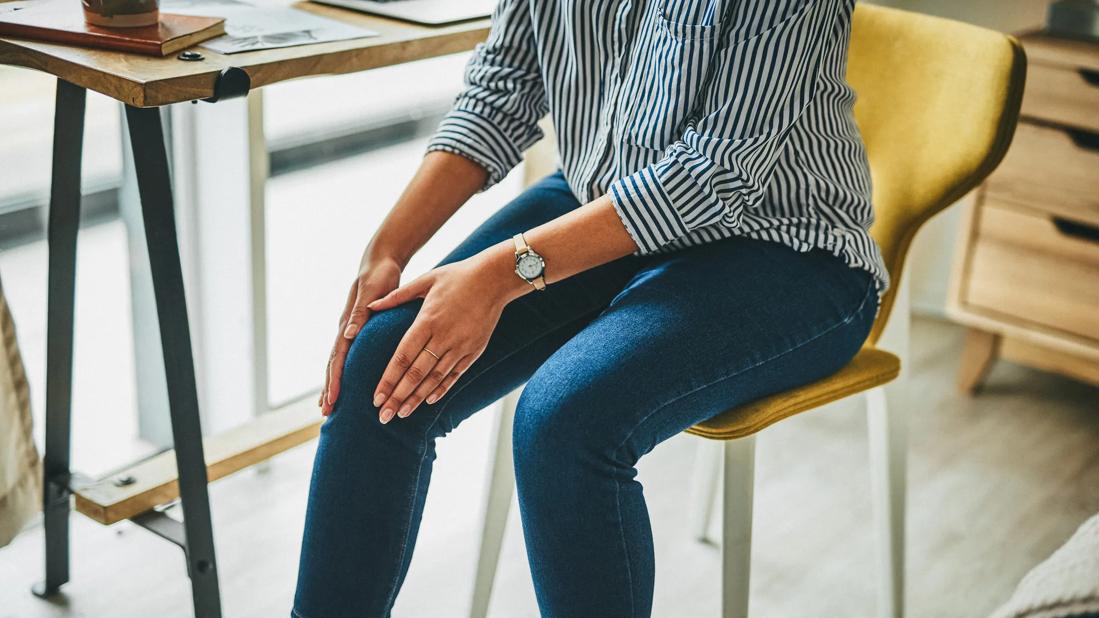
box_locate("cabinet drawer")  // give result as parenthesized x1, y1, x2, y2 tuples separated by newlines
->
(965, 200, 1099, 343)
(985, 122, 1099, 225)
(1021, 61, 1099, 133)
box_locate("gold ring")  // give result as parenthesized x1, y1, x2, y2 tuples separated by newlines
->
(423, 347, 441, 360)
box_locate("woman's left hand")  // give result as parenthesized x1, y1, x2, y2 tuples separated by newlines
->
(366, 253, 519, 423)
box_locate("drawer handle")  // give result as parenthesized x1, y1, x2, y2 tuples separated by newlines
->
(1065, 127, 1099, 152)
(1080, 68, 1099, 87)
(1053, 217, 1099, 244)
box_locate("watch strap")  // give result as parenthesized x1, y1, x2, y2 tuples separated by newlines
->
(512, 233, 529, 255)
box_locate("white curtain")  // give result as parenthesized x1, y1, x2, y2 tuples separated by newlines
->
(0, 276, 41, 547)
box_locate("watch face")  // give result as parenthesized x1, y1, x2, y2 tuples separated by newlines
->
(516, 254, 544, 280)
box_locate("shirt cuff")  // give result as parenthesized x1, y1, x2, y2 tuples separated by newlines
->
(608, 163, 692, 254)
(425, 100, 538, 192)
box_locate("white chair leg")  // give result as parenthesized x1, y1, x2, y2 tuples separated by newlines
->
(868, 267, 909, 618)
(469, 387, 521, 618)
(722, 436, 756, 618)
(867, 385, 906, 618)
(689, 439, 723, 543)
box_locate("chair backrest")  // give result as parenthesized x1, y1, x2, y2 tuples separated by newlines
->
(847, 4, 1027, 345)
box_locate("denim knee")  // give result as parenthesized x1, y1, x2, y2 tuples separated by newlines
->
(323, 303, 441, 449)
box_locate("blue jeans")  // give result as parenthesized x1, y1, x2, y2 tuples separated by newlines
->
(292, 171, 878, 618)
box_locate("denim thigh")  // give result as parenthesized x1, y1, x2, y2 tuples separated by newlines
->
(510, 237, 879, 617)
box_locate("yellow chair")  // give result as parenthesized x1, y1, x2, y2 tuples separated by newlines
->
(469, 5, 1026, 618)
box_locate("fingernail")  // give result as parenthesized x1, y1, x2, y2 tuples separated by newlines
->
(343, 323, 357, 338)
(397, 403, 412, 418)
(373, 392, 385, 407)
(380, 408, 393, 424)
(426, 394, 437, 405)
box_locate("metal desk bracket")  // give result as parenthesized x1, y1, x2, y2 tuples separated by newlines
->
(131, 508, 216, 581)
(42, 474, 72, 509)
(131, 509, 186, 549)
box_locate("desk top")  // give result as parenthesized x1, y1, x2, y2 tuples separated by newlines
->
(0, 3, 489, 107)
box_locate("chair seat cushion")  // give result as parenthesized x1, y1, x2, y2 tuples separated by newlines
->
(687, 347, 901, 440)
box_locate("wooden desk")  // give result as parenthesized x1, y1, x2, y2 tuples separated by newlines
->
(2, 8, 487, 616)
(0, 4, 488, 106)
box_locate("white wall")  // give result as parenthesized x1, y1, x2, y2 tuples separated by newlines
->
(863, 0, 1049, 315)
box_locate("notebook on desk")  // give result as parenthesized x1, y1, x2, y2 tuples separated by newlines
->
(0, 0, 225, 56)
(309, 0, 494, 26)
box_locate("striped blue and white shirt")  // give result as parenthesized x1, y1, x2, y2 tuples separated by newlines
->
(426, 0, 889, 294)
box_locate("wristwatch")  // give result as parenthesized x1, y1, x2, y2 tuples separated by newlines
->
(512, 233, 547, 291)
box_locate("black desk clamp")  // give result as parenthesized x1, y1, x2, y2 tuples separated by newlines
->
(176, 52, 252, 103)
(202, 66, 251, 103)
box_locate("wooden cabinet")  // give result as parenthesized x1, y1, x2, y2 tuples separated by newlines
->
(947, 32, 1099, 391)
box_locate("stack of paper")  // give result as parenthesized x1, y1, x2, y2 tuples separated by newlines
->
(161, 0, 377, 54)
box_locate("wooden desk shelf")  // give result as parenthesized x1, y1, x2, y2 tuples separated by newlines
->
(74, 393, 323, 525)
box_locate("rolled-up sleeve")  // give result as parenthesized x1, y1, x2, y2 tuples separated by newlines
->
(609, 0, 847, 253)
(426, 0, 548, 191)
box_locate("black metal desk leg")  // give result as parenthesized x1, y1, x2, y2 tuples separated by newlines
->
(124, 104, 222, 618)
(32, 79, 86, 600)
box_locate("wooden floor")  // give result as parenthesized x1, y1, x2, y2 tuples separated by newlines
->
(0, 317, 1096, 617)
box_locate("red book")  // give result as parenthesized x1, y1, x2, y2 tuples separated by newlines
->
(0, 0, 225, 56)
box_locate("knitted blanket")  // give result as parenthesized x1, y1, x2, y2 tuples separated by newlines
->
(992, 513, 1099, 618)
(0, 275, 41, 547)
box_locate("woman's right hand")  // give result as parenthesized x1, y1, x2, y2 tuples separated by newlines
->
(320, 254, 403, 416)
